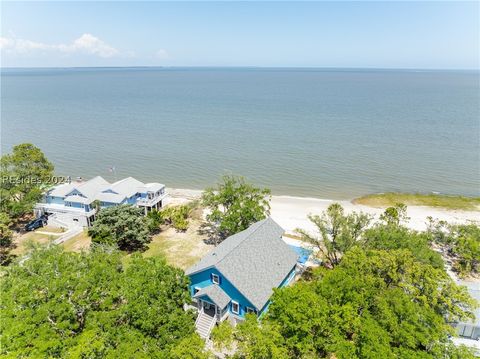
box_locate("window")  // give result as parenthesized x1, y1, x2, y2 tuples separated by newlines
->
(194, 287, 201, 295)
(231, 301, 239, 314)
(212, 274, 220, 284)
(246, 307, 257, 315)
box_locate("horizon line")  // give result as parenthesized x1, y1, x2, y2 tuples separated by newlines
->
(1, 65, 479, 72)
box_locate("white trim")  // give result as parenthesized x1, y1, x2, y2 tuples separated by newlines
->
(231, 301, 240, 315)
(212, 273, 220, 285)
(194, 287, 201, 294)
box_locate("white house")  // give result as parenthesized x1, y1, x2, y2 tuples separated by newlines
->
(34, 176, 168, 227)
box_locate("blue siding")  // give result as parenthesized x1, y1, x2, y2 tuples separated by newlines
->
(46, 196, 64, 205)
(66, 201, 83, 208)
(125, 196, 138, 204)
(190, 264, 297, 318)
(189, 268, 256, 317)
(100, 202, 117, 207)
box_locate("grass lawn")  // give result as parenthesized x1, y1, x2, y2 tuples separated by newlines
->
(61, 230, 92, 252)
(143, 219, 213, 270)
(14, 203, 211, 270)
(353, 193, 480, 211)
(12, 231, 61, 255)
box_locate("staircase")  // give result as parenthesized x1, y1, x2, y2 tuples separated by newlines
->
(195, 311, 216, 339)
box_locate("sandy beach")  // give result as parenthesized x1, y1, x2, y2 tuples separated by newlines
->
(168, 188, 479, 234)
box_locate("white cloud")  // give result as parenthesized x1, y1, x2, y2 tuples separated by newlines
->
(155, 49, 169, 60)
(0, 34, 119, 58)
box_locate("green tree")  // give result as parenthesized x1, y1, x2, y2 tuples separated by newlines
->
(161, 205, 191, 232)
(0, 143, 54, 219)
(91, 199, 101, 213)
(0, 246, 202, 358)
(363, 224, 444, 269)
(296, 203, 371, 267)
(0, 213, 14, 265)
(211, 320, 235, 351)
(428, 220, 480, 276)
(88, 205, 150, 251)
(146, 208, 165, 233)
(202, 175, 271, 244)
(169, 334, 212, 359)
(379, 203, 409, 227)
(237, 249, 476, 359)
(235, 315, 289, 359)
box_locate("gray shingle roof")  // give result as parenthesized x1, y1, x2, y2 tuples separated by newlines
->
(186, 217, 298, 310)
(194, 285, 231, 309)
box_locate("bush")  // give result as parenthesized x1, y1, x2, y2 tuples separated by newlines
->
(211, 320, 234, 351)
(146, 209, 165, 233)
(88, 205, 150, 251)
(162, 205, 191, 232)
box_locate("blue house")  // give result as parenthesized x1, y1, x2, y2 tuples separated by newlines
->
(185, 217, 299, 338)
(34, 176, 168, 227)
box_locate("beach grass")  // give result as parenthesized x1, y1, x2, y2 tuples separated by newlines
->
(353, 193, 480, 211)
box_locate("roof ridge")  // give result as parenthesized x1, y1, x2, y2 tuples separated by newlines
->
(214, 217, 270, 269)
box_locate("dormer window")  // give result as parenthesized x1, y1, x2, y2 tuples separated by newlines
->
(212, 273, 220, 285)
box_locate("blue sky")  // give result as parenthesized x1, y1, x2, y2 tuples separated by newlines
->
(1, 1, 478, 69)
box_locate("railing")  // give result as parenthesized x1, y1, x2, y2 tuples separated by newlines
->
(136, 193, 167, 206)
(194, 308, 202, 326)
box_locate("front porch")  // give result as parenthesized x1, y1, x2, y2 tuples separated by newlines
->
(192, 285, 231, 339)
(196, 298, 229, 323)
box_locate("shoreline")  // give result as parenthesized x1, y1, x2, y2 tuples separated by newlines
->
(167, 188, 479, 234)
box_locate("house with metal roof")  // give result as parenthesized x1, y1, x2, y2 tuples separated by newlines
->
(34, 176, 168, 227)
(185, 217, 300, 339)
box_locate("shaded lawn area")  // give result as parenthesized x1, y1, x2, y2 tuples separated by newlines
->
(143, 219, 213, 270)
(60, 220, 211, 271)
(12, 231, 61, 255)
(17, 216, 212, 271)
(353, 192, 480, 211)
(61, 230, 92, 252)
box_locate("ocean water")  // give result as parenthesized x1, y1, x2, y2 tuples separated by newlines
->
(1, 67, 479, 199)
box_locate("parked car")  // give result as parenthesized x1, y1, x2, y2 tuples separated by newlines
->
(25, 217, 47, 231)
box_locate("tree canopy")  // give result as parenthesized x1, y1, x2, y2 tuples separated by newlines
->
(296, 203, 371, 267)
(88, 205, 151, 251)
(202, 175, 271, 244)
(0, 213, 14, 265)
(234, 248, 476, 359)
(233, 203, 478, 358)
(0, 246, 209, 358)
(0, 143, 54, 220)
(427, 220, 480, 277)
